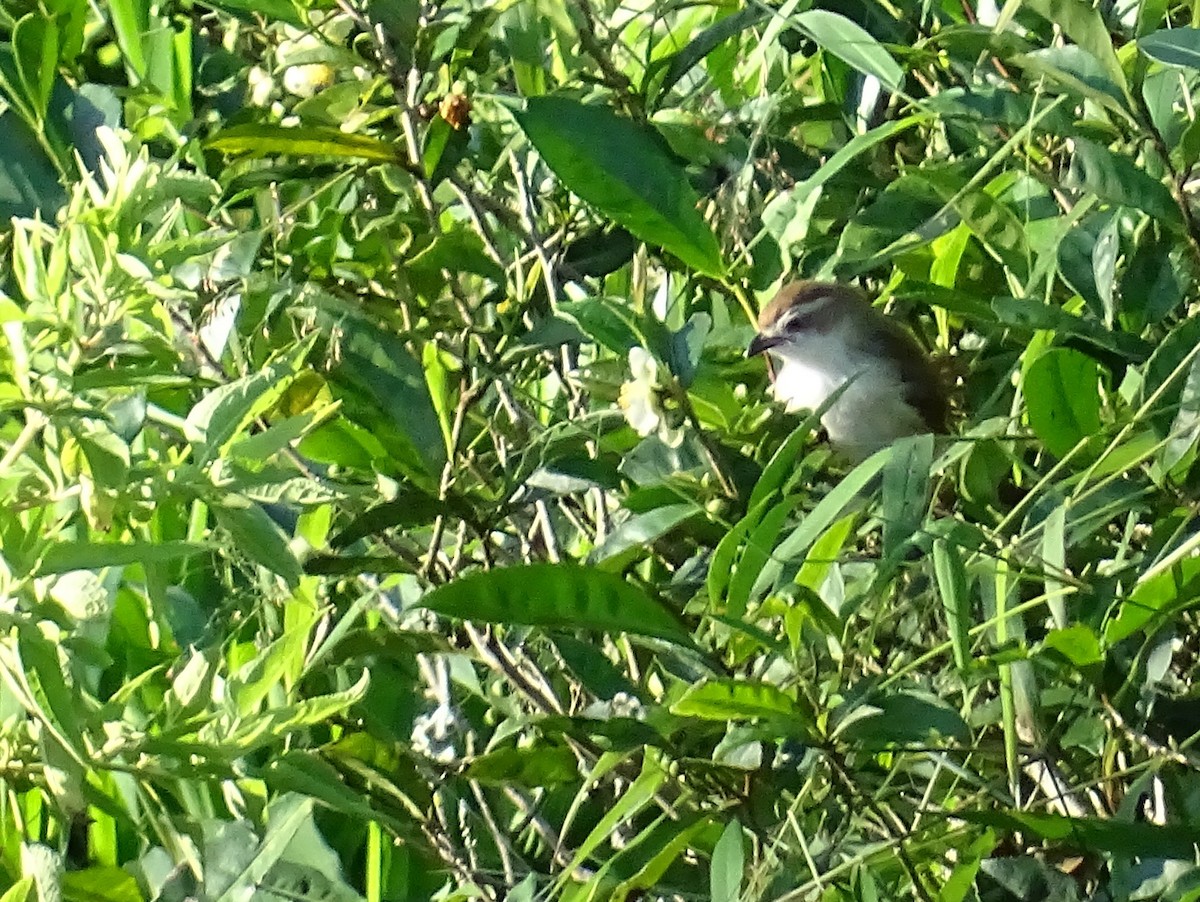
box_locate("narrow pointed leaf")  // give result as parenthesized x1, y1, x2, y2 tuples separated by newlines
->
(420, 564, 695, 646)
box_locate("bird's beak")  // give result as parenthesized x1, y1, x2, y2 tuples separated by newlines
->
(747, 333, 782, 357)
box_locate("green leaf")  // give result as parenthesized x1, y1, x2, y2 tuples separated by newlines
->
(647, 6, 769, 103)
(934, 538, 971, 671)
(186, 368, 289, 465)
(514, 97, 724, 277)
(1016, 46, 1131, 120)
(710, 819, 744, 902)
(1023, 348, 1101, 458)
(1139, 27, 1200, 69)
(213, 496, 303, 588)
(420, 563, 695, 646)
(671, 678, 806, 723)
(37, 541, 209, 575)
(1064, 138, 1181, 226)
(309, 294, 446, 478)
(108, 0, 149, 77)
(195, 0, 306, 26)
(1104, 557, 1200, 645)
(881, 433, 933, 560)
(767, 115, 926, 216)
(834, 689, 969, 743)
(772, 450, 889, 562)
(1141, 315, 1200, 437)
(0, 107, 66, 218)
(13, 14, 58, 123)
(952, 809, 1198, 858)
(558, 297, 644, 354)
(791, 10, 903, 91)
(464, 741, 581, 786)
(62, 868, 143, 902)
(1024, 0, 1127, 92)
(591, 503, 700, 564)
(0, 878, 35, 902)
(748, 417, 822, 510)
(952, 189, 1031, 281)
(1041, 625, 1103, 668)
(725, 498, 796, 620)
(1163, 352, 1200, 470)
(209, 795, 312, 902)
(206, 123, 400, 162)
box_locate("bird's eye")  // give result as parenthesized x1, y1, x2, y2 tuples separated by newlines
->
(782, 310, 813, 333)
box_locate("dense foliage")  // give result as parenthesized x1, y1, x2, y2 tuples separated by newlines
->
(3, 0, 1200, 899)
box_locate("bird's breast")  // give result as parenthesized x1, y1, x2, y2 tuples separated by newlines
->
(770, 347, 926, 461)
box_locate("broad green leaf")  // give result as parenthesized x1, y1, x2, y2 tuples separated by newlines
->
(1141, 315, 1200, 437)
(1163, 352, 1200, 470)
(1139, 27, 1200, 69)
(514, 97, 724, 277)
(420, 564, 695, 646)
(1065, 138, 1181, 226)
(555, 756, 666, 896)
(61, 868, 143, 902)
(711, 819, 743, 902)
(610, 816, 717, 902)
(464, 742, 580, 786)
(0, 107, 66, 217)
(1041, 625, 1103, 668)
(0, 878, 35, 902)
(671, 678, 804, 722)
(991, 294, 1150, 362)
(186, 368, 289, 464)
(557, 298, 643, 353)
(1104, 557, 1200, 645)
(37, 541, 208, 575)
(1024, 0, 1127, 92)
(1015, 47, 1132, 120)
(210, 794, 312, 902)
(748, 416, 823, 509)
(307, 295, 445, 478)
(260, 751, 409, 830)
(791, 9, 903, 91)
(952, 809, 1197, 858)
(833, 689, 969, 742)
(201, 673, 369, 752)
(213, 496, 303, 588)
(108, 0, 149, 77)
(768, 115, 926, 213)
(725, 498, 796, 619)
(952, 189, 1030, 281)
(591, 503, 700, 564)
(12, 14, 57, 123)
(197, 0, 306, 26)
(881, 433, 933, 559)
(708, 496, 771, 608)
(330, 489, 460, 547)
(206, 123, 400, 162)
(1023, 348, 1101, 458)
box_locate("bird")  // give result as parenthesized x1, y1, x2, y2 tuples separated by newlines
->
(747, 281, 949, 462)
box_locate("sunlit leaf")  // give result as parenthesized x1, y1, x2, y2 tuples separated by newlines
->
(207, 123, 400, 162)
(515, 97, 725, 277)
(1023, 348, 1101, 458)
(420, 564, 696, 646)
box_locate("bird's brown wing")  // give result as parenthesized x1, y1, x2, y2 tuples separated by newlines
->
(858, 316, 951, 434)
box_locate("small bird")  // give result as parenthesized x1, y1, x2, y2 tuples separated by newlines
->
(747, 281, 949, 462)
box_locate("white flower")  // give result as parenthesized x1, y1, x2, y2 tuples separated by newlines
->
(619, 346, 662, 436)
